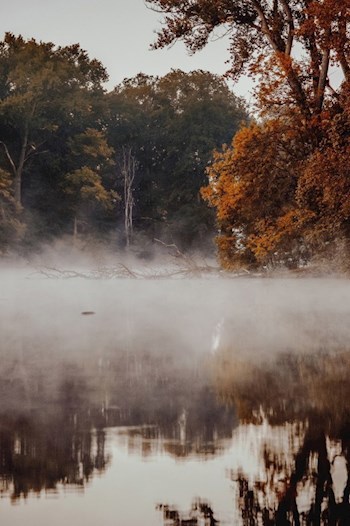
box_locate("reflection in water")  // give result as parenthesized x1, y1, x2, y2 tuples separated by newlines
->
(214, 349, 350, 525)
(0, 347, 235, 505)
(2, 319, 350, 523)
(157, 498, 219, 525)
(0, 408, 109, 501)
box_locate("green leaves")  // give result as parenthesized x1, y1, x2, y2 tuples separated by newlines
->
(0, 33, 107, 132)
(62, 129, 117, 234)
(65, 167, 112, 207)
(0, 34, 113, 246)
(108, 69, 248, 246)
(68, 128, 114, 165)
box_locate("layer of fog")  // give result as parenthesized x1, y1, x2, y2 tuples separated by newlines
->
(1, 256, 350, 368)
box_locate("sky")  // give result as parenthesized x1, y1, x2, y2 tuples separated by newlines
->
(0, 0, 254, 101)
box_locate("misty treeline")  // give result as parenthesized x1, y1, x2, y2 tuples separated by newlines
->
(0, 32, 247, 256)
(149, 0, 350, 271)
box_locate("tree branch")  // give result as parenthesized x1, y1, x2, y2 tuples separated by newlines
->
(316, 29, 331, 112)
(252, 0, 310, 117)
(251, 0, 279, 52)
(24, 148, 49, 163)
(278, 0, 294, 56)
(339, 52, 350, 83)
(326, 81, 339, 99)
(337, 13, 350, 82)
(0, 141, 17, 176)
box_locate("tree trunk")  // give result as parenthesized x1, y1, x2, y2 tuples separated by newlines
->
(252, 0, 311, 119)
(316, 32, 331, 112)
(13, 173, 22, 209)
(122, 147, 136, 249)
(14, 124, 29, 209)
(0, 123, 29, 209)
(73, 215, 78, 243)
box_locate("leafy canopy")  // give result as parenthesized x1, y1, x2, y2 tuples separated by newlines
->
(147, 0, 350, 117)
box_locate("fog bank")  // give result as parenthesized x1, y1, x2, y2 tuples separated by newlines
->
(1, 263, 350, 365)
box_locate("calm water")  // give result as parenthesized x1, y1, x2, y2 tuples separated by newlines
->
(1, 273, 350, 525)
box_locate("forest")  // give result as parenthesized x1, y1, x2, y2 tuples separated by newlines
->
(148, 0, 350, 271)
(0, 32, 247, 257)
(1, 1, 350, 272)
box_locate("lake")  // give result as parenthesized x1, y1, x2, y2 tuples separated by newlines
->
(1, 270, 350, 525)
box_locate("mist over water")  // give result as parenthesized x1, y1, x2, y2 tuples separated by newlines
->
(1, 255, 350, 524)
(2, 260, 350, 363)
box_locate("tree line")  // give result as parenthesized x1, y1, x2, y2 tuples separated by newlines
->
(0, 32, 247, 255)
(148, 0, 350, 271)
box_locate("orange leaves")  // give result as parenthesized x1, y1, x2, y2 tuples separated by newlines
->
(247, 209, 315, 263)
(298, 141, 350, 226)
(201, 125, 263, 224)
(201, 116, 316, 268)
(150, 1, 350, 269)
(202, 88, 350, 270)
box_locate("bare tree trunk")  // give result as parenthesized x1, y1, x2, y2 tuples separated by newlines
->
(73, 215, 78, 243)
(122, 147, 136, 249)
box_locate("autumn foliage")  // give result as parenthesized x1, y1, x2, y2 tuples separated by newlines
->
(201, 118, 314, 268)
(149, 0, 350, 269)
(202, 94, 350, 269)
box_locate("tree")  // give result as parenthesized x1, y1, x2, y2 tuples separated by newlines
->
(150, 2, 350, 268)
(295, 82, 350, 266)
(202, 117, 316, 268)
(147, 0, 350, 117)
(0, 33, 108, 210)
(120, 147, 137, 248)
(107, 70, 248, 247)
(62, 128, 117, 239)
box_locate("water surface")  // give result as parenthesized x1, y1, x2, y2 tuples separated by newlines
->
(1, 272, 350, 524)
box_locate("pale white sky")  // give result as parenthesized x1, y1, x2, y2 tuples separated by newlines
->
(0, 0, 254, 100)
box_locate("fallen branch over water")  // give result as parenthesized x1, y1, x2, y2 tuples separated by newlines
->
(29, 240, 252, 279)
(33, 260, 224, 280)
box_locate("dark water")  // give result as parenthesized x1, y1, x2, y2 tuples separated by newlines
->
(1, 274, 350, 525)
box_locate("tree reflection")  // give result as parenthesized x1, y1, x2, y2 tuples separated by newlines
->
(157, 498, 219, 525)
(0, 373, 110, 501)
(0, 420, 108, 501)
(214, 349, 350, 525)
(0, 348, 236, 501)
